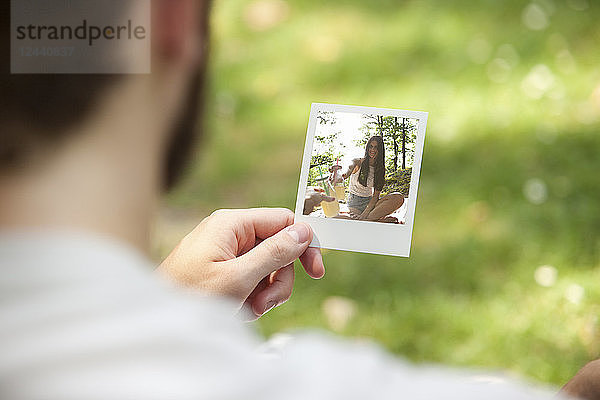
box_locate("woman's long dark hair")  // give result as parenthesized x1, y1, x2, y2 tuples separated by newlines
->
(358, 136, 385, 192)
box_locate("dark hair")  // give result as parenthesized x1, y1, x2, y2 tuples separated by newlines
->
(358, 136, 385, 192)
(0, 1, 211, 191)
(0, 3, 129, 168)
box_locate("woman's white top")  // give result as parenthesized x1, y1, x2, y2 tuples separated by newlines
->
(349, 162, 375, 197)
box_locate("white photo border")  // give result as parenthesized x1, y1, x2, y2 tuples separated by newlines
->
(294, 103, 428, 257)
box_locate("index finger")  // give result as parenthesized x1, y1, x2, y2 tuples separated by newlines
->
(299, 247, 325, 279)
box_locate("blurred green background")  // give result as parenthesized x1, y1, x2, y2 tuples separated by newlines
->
(154, 0, 600, 387)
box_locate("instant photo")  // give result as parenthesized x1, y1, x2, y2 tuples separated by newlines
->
(295, 103, 427, 257)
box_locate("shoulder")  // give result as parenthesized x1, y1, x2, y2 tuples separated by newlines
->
(350, 158, 363, 173)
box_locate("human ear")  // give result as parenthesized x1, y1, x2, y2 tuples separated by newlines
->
(153, 0, 203, 64)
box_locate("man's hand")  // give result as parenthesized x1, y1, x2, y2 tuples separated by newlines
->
(158, 208, 325, 319)
(304, 187, 335, 215)
(561, 360, 600, 400)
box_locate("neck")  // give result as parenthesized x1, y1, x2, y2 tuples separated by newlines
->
(0, 77, 173, 253)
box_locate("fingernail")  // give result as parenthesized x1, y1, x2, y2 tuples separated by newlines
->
(286, 224, 310, 244)
(262, 301, 277, 315)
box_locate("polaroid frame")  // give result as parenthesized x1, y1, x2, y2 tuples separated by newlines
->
(294, 103, 428, 257)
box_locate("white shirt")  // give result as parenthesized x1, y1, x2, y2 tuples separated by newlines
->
(349, 165, 374, 197)
(0, 231, 561, 399)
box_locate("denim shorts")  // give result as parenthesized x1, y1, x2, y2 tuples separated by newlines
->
(347, 193, 372, 214)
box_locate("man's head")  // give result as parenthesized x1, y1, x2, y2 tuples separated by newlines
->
(0, 0, 212, 250)
(0, 0, 211, 190)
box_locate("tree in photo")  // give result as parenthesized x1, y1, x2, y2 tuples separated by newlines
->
(356, 114, 418, 196)
(308, 111, 346, 186)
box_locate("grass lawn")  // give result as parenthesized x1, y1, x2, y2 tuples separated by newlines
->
(156, 0, 600, 387)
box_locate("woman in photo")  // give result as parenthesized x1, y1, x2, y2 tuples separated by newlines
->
(335, 136, 405, 223)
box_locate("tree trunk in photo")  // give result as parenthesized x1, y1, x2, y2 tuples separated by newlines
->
(402, 117, 406, 170)
(393, 117, 399, 172)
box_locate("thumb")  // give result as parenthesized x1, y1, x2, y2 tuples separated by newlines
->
(232, 223, 312, 286)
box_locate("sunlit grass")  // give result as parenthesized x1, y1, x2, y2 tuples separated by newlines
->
(161, 0, 600, 387)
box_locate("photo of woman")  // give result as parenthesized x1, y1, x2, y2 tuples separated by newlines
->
(335, 136, 405, 223)
(303, 110, 418, 224)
